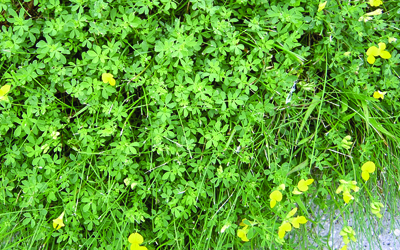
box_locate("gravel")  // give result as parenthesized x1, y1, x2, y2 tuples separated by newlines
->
(305, 203, 400, 250)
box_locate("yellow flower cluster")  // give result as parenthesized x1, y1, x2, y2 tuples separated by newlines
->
(371, 202, 384, 218)
(340, 135, 353, 150)
(336, 180, 359, 203)
(340, 226, 356, 250)
(270, 179, 314, 208)
(278, 208, 308, 239)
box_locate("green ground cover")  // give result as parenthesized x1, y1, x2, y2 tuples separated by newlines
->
(1, 0, 400, 249)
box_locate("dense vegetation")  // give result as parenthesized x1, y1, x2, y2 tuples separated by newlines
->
(1, 0, 400, 249)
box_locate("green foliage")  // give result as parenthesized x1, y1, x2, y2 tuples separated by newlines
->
(1, 0, 400, 249)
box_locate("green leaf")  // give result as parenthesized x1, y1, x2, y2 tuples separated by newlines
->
(287, 159, 309, 175)
(295, 96, 321, 144)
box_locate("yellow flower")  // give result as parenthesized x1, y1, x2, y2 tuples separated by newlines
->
(318, 1, 327, 12)
(343, 191, 353, 203)
(239, 219, 247, 226)
(340, 226, 356, 244)
(278, 222, 292, 239)
(237, 219, 252, 241)
(369, 0, 383, 7)
(291, 216, 308, 228)
(269, 190, 282, 208)
(237, 227, 249, 242)
(366, 43, 391, 64)
(341, 135, 353, 149)
(340, 245, 348, 250)
(361, 161, 376, 181)
(370, 202, 384, 218)
(239, 218, 257, 227)
(0, 84, 11, 102)
(337, 180, 359, 192)
(102, 73, 116, 86)
(278, 208, 308, 239)
(336, 180, 359, 203)
(297, 179, 314, 192)
(128, 233, 148, 250)
(365, 9, 383, 16)
(359, 16, 373, 22)
(373, 91, 386, 100)
(53, 211, 65, 230)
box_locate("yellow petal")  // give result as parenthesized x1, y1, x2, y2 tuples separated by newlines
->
(298, 179, 309, 192)
(109, 77, 116, 86)
(365, 9, 383, 16)
(362, 171, 370, 181)
(131, 244, 148, 250)
(378, 42, 386, 51)
(290, 216, 307, 228)
(336, 185, 343, 194)
(318, 1, 327, 12)
(239, 219, 248, 227)
(291, 218, 300, 228)
(287, 207, 297, 218)
(52, 218, 65, 230)
(343, 191, 353, 203)
(366, 46, 379, 56)
(102, 73, 113, 83)
(361, 161, 376, 173)
(367, 55, 376, 64)
(0, 85, 11, 96)
(380, 50, 391, 59)
(278, 228, 286, 239)
(369, 0, 383, 7)
(340, 245, 348, 250)
(52, 212, 65, 230)
(359, 16, 372, 22)
(351, 185, 360, 192)
(0, 95, 8, 101)
(297, 216, 308, 224)
(373, 91, 386, 99)
(292, 188, 303, 195)
(270, 190, 282, 202)
(270, 199, 277, 208)
(280, 222, 292, 232)
(237, 228, 249, 242)
(305, 179, 314, 185)
(128, 233, 144, 244)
